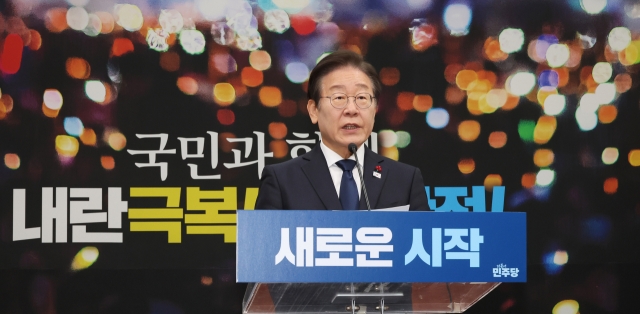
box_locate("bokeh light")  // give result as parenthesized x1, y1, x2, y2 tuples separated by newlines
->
(443, 3, 472, 36)
(484, 174, 502, 191)
(241, 67, 264, 87)
(380, 67, 401, 86)
(595, 83, 616, 105)
(534, 116, 557, 144)
(397, 92, 415, 111)
(395, 131, 411, 148)
(85, 81, 107, 103)
(71, 246, 99, 271)
(507, 72, 536, 96)
(101, 156, 115, 170)
(213, 83, 236, 106)
(455, 70, 477, 91)
(598, 105, 617, 124)
(552, 300, 579, 314)
(249, 50, 272, 71)
(521, 172, 536, 189)
(1, 34, 24, 74)
(64, 117, 84, 137)
(290, 15, 316, 35)
(66, 57, 90, 79)
(546, 44, 570, 67)
(264, 9, 290, 34)
(259, 86, 282, 107)
(499, 28, 525, 53)
(518, 120, 535, 142)
(217, 109, 235, 125)
(592, 62, 612, 83)
(268, 122, 288, 139)
(553, 250, 568, 265)
(458, 120, 481, 142)
(177, 77, 198, 95)
(180, 30, 206, 55)
(614, 73, 632, 93)
(426, 108, 449, 129)
(270, 140, 289, 158)
(115, 4, 144, 31)
(66, 6, 89, 31)
(536, 169, 556, 187)
(458, 158, 475, 174)
(601, 147, 619, 165)
(381, 146, 399, 161)
(629, 149, 640, 166)
(46, 8, 69, 33)
(581, 0, 607, 15)
(533, 149, 554, 167)
(379, 130, 398, 148)
(285, 62, 309, 83)
(4, 153, 20, 170)
(603, 177, 618, 194)
(56, 135, 80, 157)
(80, 128, 97, 146)
(412, 94, 433, 112)
(112, 38, 134, 56)
(159, 9, 184, 34)
(544, 94, 566, 116)
(107, 131, 127, 151)
(43, 89, 63, 110)
(488, 131, 507, 148)
(608, 27, 631, 51)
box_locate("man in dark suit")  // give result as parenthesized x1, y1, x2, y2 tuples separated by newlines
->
(256, 50, 429, 210)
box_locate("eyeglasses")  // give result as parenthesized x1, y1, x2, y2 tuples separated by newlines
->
(320, 92, 376, 109)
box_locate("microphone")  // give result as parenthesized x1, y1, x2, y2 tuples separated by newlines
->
(349, 143, 371, 211)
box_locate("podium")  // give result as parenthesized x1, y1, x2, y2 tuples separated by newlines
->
(242, 282, 500, 313)
(237, 211, 525, 313)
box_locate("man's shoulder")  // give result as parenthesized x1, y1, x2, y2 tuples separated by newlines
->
(265, 149, 315, 172)
(369, 150, 418, 173)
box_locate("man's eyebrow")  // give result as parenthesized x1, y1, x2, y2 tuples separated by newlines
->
(328, 83, 371, 90)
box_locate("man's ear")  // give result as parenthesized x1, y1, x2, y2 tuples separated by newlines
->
(307, 99, 318, 124)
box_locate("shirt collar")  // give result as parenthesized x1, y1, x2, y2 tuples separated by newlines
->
(320, 140, 365, 168)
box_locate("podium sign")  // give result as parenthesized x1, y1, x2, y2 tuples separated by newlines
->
(237, 211, 526, 283)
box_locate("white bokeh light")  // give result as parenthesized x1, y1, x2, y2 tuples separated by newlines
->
(595, 83, 616, 105)
(592, 62, 613, 83)
(507, 72, 536, 96)
(608, 27, 631, 51)
(499, 28, 525, 53)
(580, 0, 607, 15)
(544, 94, 566, 116)
(546, 44, 570, 67)
(85, 81, 106, 103)
(443, 3, 472, 36)
(536, 169, 556, 187)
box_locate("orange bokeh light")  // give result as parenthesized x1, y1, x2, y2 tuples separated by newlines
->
(112, 38, 134, 57)
(177, 76, 198, 95)
(603, 177, 618, 195)
(484, 174, 503, 191)
(269, 140, 289, 158)
(413, 94, 433, 112)
(458, 158, 475, 174)
(380, 67, 400, 86)
(598, 105, 617, 124)
(521, 172, 536, 189)
(268, 122, 288, 140)
(458, 120, 481, 142)
(456, 70, 478, 90)
(259, 86, 282, 107)
(101, 156, 115, 170)
(488, 131, 507, 148)
(397, 92, 415, 111)
(66, 57, 90, 79)
(241, 66, 264, 87)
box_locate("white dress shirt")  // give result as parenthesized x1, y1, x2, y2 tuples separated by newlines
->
(320, 141, 365, 199)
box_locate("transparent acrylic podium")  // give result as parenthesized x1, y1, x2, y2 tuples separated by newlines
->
(242, 282, 500, 313)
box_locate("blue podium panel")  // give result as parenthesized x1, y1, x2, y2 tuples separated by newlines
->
(237, 211, 526, 283)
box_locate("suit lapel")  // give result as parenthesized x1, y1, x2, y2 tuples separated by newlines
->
(301, 145, 342, 210)
(359, 147, 386, 210)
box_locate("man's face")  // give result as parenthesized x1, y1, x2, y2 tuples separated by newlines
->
(308, 66, 376, 157)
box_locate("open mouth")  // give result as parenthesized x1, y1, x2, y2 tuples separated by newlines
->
(342, 124, 360, 130)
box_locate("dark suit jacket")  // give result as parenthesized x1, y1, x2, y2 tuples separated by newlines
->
(255, 144, 429, 210)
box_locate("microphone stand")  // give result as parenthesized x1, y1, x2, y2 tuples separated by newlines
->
(349, 143, 371, 211)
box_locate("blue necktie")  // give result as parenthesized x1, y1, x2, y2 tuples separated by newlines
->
(336, 159, 359, 210)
